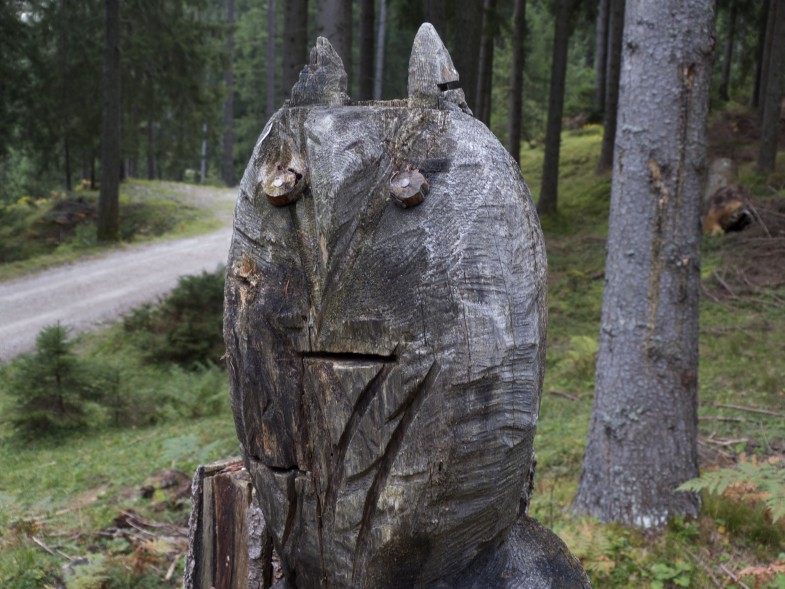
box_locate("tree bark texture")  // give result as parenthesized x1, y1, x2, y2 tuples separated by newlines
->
(758, 0, 777, 121)
(574, 0, 714, 528)
(146, 112, 156, 180)
(592, 0, 610, 118)
(317, 0, 352, 91)
(267, 0, 277, 118)
(424, 0, 447, 39)
(507, 0, 527, 163)
(475, 0, 497, 126)
(281, 0, 309, 104)
(752, 0, 769, 109)
(224, 26, 588, 589)
(758, 0, 785, 173)
(222, 0, 235, 186)
(718, 0, 737, 102)
(373, 0, 387, 100)
(358, 0, 375, 100)
(596, 0, 625, 173)
(537, 0, 573, 215)
(97, 0, 120, 243)
(450, 0, 483, 114)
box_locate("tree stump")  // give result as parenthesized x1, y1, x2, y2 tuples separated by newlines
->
(183, 458, 273, 589)
(223, 24, 589, 589)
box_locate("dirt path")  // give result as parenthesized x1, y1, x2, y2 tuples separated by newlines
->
(0, 185, 237, 362)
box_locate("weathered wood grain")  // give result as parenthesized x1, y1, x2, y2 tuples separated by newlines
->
(184, 458, 272, 589)
(223, 24, 588, 589)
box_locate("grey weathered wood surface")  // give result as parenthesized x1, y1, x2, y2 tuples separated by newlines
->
(223, 24, 588, 588)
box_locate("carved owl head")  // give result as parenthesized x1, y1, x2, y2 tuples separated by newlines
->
(224, 24, 547, 588)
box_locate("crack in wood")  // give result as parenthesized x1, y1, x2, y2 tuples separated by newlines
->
(322, 362, 394, 535)
(301, 351, 397, 363)
(350, 360, 441, 585)
(279, 471, 298, 550)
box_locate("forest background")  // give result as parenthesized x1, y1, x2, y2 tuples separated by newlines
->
(2, 0, 785, 588)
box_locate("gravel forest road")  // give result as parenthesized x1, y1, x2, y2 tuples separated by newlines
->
(0, 186, 237, 362)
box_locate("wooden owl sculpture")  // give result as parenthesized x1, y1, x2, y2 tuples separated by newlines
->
(224, 23, 589, 589)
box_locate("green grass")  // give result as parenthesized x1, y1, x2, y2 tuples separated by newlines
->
(0, 321, 238, 588)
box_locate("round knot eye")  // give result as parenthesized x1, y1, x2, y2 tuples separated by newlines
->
(264, 166, 304, 206)
(389, 169, 428, 208)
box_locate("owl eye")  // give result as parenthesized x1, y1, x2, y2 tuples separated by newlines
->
(389, 169, 428, 208)
(264, 165, 305, 207)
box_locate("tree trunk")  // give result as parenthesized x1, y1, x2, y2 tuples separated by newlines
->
(451, 0, 483, 113)
(424, 0, 447, 39)
(592, 0, 610, 118)
(64, 135, 72, 191)
(97, 0, 120, 243)
(200, 122, 208, 184)
(574, 0, 714, 528)
(752, 0, 769, 109)
(146, 114, 156, 180)
(358, 0, 375, 100)
(537, 0, 573, 215)
(373, 0, 387, 100)
(317, 0, 352, 89)
(507, 0, 527, 163)
(596, 0, 625, 173)
(719, 1, 737, 101)
(758, 0, 777, 121)
(475, 0, 497, 126)
(281, 0, 308, 103)
(758, 0, 785, 173)
(266, 0, 276, 118)
(222, 0, 235, 186)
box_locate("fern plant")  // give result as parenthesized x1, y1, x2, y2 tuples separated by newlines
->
(678, 460, 785, 522)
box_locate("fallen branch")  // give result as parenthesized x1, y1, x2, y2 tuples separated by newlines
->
(697, 438, 734, 461)
(682, 547, 724, 589)
(31, 536, 72, 561)
(165, 553, 185, 581)
(712, 270, 737, 298)
(719, 563, 752, 589)
(715, 403, 785, 418)
(748, 203, 772, 238)
(546, 390, 580, 401)
(698, 415, 745, 423)
(700, 283, 724, 305)
(702, 437, 749, 447)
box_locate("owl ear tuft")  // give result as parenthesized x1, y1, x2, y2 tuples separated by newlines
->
(290, 37, 350, 107)
(408, 23, 470, 114)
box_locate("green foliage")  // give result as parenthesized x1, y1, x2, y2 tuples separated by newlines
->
(0, 543, 61, 589)
(4, 325, 113, 437)
(560, 335, 598, 386)
(124, 266, 226, 368)
(649, 560, 693, 588)
(65, 554, 110, 589)
(0, 196, 52, 263)
(679, 460, 785, 523)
